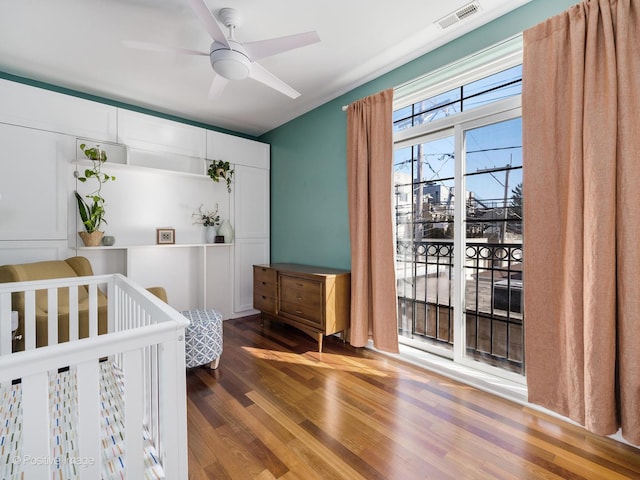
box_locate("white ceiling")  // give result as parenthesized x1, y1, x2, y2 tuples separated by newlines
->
(0, 0, 530, 137)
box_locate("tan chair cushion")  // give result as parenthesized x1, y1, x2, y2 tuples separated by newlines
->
(0, 256, 167, 349)
(0, 256, 107, 348)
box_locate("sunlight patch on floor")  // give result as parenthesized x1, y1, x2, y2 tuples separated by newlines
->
(242, 346, 436, 384)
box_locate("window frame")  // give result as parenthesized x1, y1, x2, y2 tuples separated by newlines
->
(393, 38, 526, 383)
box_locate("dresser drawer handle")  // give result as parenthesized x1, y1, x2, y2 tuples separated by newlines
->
(295, 310, 303, 315)
(296, 282, 304, 287)
(262, 281, 267, 286)
(262, 295, 267, 300)
(296, 296, 303, 300)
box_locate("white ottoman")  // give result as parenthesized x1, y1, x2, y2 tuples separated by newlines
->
(181, 309, 223, 369)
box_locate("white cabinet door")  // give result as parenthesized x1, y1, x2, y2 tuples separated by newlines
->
(205, 246, 233, 318)
(233, 165, 270, 239)
(232, 162, 269, 314)
(0, 79, 117, 141)
(0, 242, 72, 265)
(117, 109, 206, 158)
(234, 238, 270, 313)
(0, 123, 73, 241)
(207, 130, 269, 169)
(127, 246, 204, 312)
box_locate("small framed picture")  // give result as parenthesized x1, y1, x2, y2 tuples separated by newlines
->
(156, 228, 175, 245)
(215, 235, 225, 244)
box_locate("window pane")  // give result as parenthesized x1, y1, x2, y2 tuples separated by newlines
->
(393, 105, 412, 123)
(393, 105, 414, 132)
(465, 117, 522, 174)
(394, 146, 413, 186)
(393, 64, 522, 126)
(463, 119, 523, 374)
(418, 137, 455, 182)
(463, 65, 522, 111)
(465, 65, 522, 97)
(394, 146, 414, 241)
(414, 88, 461, 123)
(396, 134, 454, 350)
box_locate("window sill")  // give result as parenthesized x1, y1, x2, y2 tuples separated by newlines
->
(367, 340, 528, 405)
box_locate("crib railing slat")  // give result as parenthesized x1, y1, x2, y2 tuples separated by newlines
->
(77, 360, 101, 479)
(107, 282, 115, 334)
(0, 293, 12, 355)
(124, 349, 144, 479)
(88, 284, 98, 338)
(69, 285, 79, 341)
(25, 290, 36, 350)
(47, 288, 58, 346)
(22, 371, 51, 480)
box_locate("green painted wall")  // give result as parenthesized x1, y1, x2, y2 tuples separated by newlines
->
(260, 0, 575, 270)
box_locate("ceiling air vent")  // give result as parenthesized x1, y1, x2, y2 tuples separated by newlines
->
(437, 2, 481, 29)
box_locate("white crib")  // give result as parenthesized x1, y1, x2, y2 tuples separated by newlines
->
(0, 273, 189, 479)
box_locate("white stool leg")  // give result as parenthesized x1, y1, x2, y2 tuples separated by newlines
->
(207, 357, 220, 370)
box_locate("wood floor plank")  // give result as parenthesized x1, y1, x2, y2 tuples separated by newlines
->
(187, 316, 640, 479)
(247, 390, 369, 480)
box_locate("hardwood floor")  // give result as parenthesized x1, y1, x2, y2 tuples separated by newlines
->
(186, 316, 640, 479)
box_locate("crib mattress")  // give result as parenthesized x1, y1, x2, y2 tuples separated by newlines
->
(0, 361, 165, 479)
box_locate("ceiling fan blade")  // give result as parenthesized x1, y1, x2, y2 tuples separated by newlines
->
(249, 62, 300, 99)
(186, 0, 230, 48)
(122, 40, 208, 56)
(208, 73, 229, 99)
(243, 31, 320, 61)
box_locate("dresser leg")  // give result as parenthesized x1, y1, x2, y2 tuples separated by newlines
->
(341, 328, 350, 344)
(318, 333, 324, 353)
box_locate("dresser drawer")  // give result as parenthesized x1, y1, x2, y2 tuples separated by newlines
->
(254, 280, 276, 298)
(279, 275, 322, 308)
(279, 300, 322, 325)
(254, 265, 277, 284)
(253, 266, 277, 314)
(254, 291, 277, 314)
(279, 275, 323, 325)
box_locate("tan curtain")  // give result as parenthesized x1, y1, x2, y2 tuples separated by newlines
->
(523, 0, 640, 444)
(347, 89, 399, 353)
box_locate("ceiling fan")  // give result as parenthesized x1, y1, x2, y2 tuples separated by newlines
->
(124, 0, 320, 99)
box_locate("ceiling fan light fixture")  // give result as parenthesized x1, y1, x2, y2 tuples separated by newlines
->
(211, 48, 251, 80)
(123, 2, 321, 98)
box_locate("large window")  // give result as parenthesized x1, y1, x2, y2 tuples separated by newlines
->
(394, 60, 524, 380)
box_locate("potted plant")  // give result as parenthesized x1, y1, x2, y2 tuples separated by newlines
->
(75, 143, 116, 246)
(207, 160, 234, 193)
(192, 204, 220, 243)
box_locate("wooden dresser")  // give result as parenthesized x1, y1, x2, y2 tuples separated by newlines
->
(253, 263, 350, 352)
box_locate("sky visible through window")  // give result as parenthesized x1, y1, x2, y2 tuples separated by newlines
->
(394, 65, 522, 205)
(393, 65, 522, 131)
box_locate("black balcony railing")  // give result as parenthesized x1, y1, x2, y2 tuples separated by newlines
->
(397, 240, 524, 374)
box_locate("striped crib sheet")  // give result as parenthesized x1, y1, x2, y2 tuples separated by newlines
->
(0, 362, 164, 479)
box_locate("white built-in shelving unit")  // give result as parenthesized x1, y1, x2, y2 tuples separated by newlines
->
(0, 78, 270, 317)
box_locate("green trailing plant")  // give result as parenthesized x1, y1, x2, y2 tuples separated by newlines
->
(207, 160, 234, 193)
(75, 143, 116, 233)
